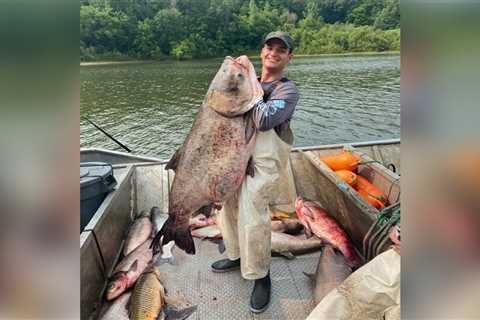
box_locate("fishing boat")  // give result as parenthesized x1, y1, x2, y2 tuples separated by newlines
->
(80, 138, 400, 320)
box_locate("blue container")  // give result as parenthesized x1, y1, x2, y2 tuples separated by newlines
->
(80, 162, 117, 232)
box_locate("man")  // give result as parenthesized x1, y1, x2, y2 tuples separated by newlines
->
(211, 31, 300, 313)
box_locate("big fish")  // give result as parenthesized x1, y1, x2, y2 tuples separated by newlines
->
(124, 213, 153, 256)
(98, 292, 131, 320)
(152, 55, 263, 254)
(304, 244, 352, 304)
(106, 240, 153, 300)
(129, 266, 165, 320)
(271, 232, 323, 259)
(295, 197, 363, 268)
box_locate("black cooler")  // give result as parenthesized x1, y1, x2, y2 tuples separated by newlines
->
(80, 162, 117, 232)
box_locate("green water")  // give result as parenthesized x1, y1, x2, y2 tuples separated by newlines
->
(81, 54, 400, 160)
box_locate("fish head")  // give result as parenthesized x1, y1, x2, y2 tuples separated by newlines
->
(295, 197, 315, 237)
(105, 272, 128, 300)
(205, 55, 263, 117)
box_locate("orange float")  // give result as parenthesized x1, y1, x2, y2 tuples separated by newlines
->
(334, 170, 357, 187)
(320, 150, 361, 172)
(355, 175, 388, 208)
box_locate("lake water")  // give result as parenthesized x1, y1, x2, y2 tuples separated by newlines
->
(80, 54, 400, 160)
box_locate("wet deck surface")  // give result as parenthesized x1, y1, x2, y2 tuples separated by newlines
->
(154, 238, 320, 320)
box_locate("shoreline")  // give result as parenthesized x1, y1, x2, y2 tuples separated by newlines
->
(80, 51, 400, 66)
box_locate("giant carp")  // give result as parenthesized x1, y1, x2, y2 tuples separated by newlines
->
(295, 197, 363, 268)
(304, 244, 352, 304)
(152, 56, 263, 254)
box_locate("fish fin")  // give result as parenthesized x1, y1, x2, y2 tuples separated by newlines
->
(157, 310, 166, 320)
(244, 113, 256, 144)
(246, 157, 255, 178)
(164, 304, 198, 320)
(209, 238, 226, 253)
(152, 217, 196, 255)
(128, 260, 138, 273)
(165, 147, 183, 171)
(279, 251, 295, 260)
(174, 229, 196, 255)
(302, 271, 316, 284)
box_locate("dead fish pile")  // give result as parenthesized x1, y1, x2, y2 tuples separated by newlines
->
(295, 197, 363, 268)
(101, 207, 196, 320)
(304, 244, 352, 304)
(101, 266, 196, 320)
(152, 55, 263, 255)
(106, 207, 169, 301)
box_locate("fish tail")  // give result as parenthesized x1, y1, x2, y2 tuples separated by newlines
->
(173, 228, 196, 255)
(151, 217, 196, 255)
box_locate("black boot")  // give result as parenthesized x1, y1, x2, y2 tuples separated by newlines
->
(211, 258, 240, 273)
(250, 272, 271, 313)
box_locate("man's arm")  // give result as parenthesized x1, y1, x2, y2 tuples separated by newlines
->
(252, 81, 299, 131)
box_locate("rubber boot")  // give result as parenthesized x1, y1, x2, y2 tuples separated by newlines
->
(211, 258, 240, 273)
(250, 271, 271, 313)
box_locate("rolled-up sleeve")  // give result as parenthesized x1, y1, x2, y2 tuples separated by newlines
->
(252, 81, 299, 131)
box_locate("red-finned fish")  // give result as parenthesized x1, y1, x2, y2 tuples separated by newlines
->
(295, 197, 362, 268)
(151, 55, 263, 254)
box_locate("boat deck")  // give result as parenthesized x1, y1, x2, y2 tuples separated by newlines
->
(157, 238, 320, 320)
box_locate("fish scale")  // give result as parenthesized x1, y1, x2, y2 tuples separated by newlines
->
(130, 267, 165, 320)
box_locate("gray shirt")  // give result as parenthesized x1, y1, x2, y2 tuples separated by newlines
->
(251, 78, 299, 145)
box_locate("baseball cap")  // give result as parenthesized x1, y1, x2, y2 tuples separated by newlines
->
(263, 31, 294, 52)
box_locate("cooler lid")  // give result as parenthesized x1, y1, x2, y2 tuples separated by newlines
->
(80, 162, 114, 188)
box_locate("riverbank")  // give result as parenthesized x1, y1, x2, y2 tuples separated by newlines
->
(80, 51, 400, 66)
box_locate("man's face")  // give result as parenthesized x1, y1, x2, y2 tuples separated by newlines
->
(260, 39, 292, 72)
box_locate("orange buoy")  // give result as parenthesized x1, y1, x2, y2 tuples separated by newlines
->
(320, 150, 361, 172)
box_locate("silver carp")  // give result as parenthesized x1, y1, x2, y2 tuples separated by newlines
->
(304, 244, 352, 304)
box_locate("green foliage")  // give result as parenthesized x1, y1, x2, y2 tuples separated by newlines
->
(80, 0, 400, 61)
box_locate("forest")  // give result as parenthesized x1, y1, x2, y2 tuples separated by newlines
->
(80, 0, 400, 60)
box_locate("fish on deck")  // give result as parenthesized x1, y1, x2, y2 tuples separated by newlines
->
(304, 244, 352, 305)
(295, 197, 363, 268)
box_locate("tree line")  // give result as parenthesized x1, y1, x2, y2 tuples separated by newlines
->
(80, 0, 400, 61)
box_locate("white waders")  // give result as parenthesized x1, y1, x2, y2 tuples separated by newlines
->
(218, 129, 297, 280)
